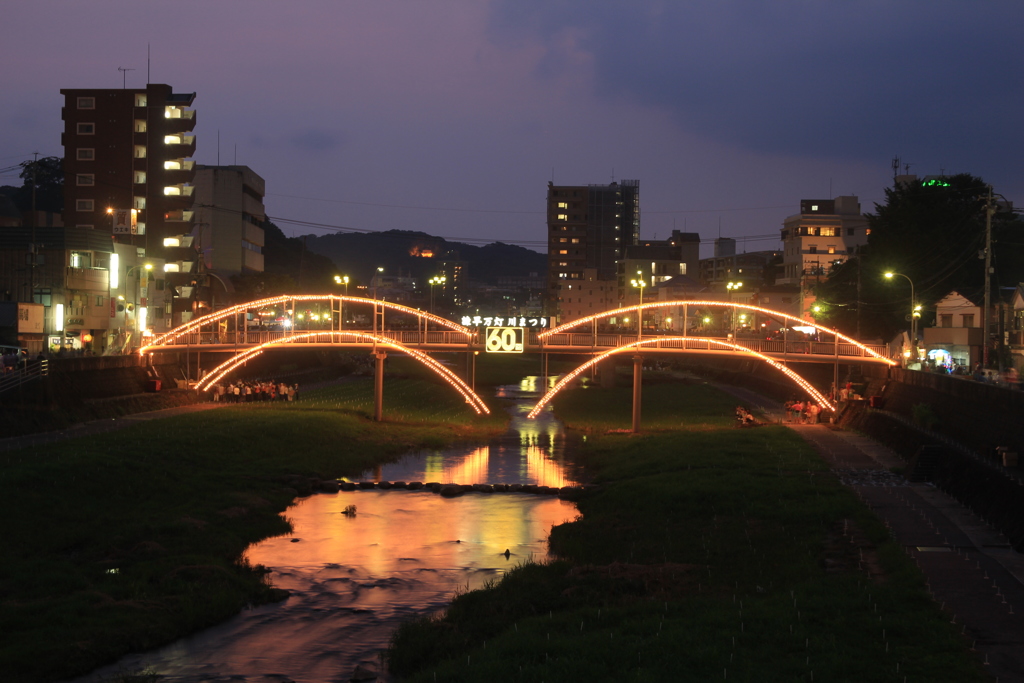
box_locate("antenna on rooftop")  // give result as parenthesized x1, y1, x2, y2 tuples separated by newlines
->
(118, 67, 135, 89)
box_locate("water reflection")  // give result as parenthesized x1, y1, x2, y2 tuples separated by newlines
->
(67, 377, 578, 683)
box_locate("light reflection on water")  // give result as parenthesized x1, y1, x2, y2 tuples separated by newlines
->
(68, 378, 579, 683)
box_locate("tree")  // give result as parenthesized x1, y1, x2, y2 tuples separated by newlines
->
(815, 173, 1024, 341)
(1, 157, 64, 214)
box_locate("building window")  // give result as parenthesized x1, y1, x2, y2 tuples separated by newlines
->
(558, 250, 568, 255)
(76, 174, 94, 186)
(808, 246, 817, 254)
(557, 202, 568, 209)
(940, 314, 953, 328)
(827, 246, 836, 254)
(847, 227, 856, 236)
(75, 199, 94, 212)
(77, 97, 95, 109)
(134, 145, 147, 158)
(571, 238, 580, 244)
(135, 119, 147, 133)
(962, 314, 974, 327)
(77, 148, 95, 161)
(820, 227, 837, 237)
(33, 288, 52, 307)
(135, 93, 148, 107)
(134, 171, 146, 184)
(96, 295, 104, 307)
(557, 214, 568, 221)
(77, 122, 95, 135)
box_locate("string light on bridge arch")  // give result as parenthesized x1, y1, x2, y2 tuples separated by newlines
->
(194, 331, 489, 415)
(525, 337, 836, 419)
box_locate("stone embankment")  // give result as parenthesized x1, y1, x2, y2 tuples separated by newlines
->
(280, 473, 596, 500)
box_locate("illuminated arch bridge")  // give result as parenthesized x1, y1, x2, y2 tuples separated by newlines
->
(140, 295, 894, 421)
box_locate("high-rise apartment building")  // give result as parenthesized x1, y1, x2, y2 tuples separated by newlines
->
(546, 180, 640, 320)
(194, 165, 266, 282)
(61, 83, 197, 326)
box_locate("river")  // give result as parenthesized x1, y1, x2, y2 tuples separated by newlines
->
(70, 378, 581, 683)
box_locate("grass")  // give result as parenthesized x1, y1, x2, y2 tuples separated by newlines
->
(0, 374, 503, 683)
(385, 377, 987, 682)
(553, 372, 740, 432)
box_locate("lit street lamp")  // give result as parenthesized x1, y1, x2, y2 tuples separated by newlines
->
(630, 270, 646, 340)
(727, 281, 743, 337)
(884, 271, 919, 365)
(334, 275, 349, 328)
(429, 275, 446, 315)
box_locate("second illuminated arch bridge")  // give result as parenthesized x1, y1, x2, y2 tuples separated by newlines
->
(140, 295, 895, 420)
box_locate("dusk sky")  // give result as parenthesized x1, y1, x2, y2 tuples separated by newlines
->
(3, 1, 1021, 258)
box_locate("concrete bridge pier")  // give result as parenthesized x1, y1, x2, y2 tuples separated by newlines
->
(632, 354, 643, 433)
(374, 350, 387, 421)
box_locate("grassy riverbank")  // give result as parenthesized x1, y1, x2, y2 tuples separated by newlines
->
(0, 375, 504, 683)
(387, 379, 987, 682)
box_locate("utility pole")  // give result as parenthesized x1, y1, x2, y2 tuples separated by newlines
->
(983, 186, 994, 368)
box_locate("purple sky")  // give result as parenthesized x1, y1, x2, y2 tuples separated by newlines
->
(2, 1, 1021, 258)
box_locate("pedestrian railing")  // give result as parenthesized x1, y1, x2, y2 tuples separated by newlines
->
(0, 360, 49, 395)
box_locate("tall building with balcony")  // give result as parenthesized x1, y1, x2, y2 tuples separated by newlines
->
(777, 196, 868, 319)
(546, 180, 640, 321)
(61, 84, 197, 327)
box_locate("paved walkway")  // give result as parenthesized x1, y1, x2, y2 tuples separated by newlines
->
(718, 380, 1024, 680)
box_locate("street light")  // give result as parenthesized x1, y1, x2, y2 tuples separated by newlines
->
(727, 281, 743, 337)
(429, 275, 446, 314)
(630, 270, 646, 340)
(334, 275, 349, 328)
(884, 271, 918, 365)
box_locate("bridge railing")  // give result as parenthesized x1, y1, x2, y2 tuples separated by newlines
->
(539, 333, 889, 360)
(160, 329, 476, 348)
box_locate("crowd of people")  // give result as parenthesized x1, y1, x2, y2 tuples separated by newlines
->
(210, 380, 300, 403)
(783, 399, 822, 424)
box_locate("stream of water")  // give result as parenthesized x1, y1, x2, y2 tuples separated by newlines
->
(71, 378, 580, 683)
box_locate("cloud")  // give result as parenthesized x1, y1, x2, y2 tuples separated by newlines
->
(289, 129, 343, 152)
(487, 1, 1024, 174)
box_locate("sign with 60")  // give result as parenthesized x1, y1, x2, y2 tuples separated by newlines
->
(485, 326, 524, 353)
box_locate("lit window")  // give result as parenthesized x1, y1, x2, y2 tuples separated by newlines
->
(558, 250, 568, 255)
(557, 202, 568, 209)
(164, 186, 181, 196)
(557, 214, 568, 221)
(77, 148, 94, 161)
(163, 263, 181, 273)
(134, 93, 148, 107)
(134, 145, 147, 158)
(77, 122, 95, 135)
(75, 199, 94, 212)
(571, 238, 580, 243)
(164, 135, 181, 145)
(77, 97, 95, 109)
(163, 237, 182, 248)
(134, 171, 146, 184)
(828, 247, 836, 254)
(164, 160, 182, 170)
